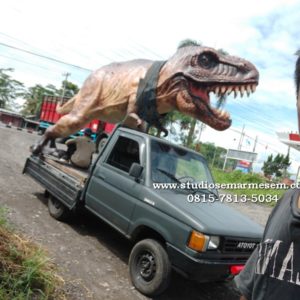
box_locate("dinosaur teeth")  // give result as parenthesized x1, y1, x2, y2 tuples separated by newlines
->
(251, 84, 256, 93)
(215, 86, 220, 95)
(240, 85, 245, 98)
(246, 85, 252, 96)
(227, 86, 233, 95)
(221, 86, 227, 94)
(233, 87, 238, 98)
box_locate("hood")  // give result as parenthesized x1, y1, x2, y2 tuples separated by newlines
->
(148, 189, 263, 239)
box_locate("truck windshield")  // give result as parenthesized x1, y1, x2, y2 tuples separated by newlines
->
(151, 140, 215, 187)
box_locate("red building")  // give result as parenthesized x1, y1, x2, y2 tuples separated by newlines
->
(0, 108, 24, 128)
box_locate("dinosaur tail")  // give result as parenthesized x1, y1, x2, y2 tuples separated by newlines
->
(56, 96, 76, 114)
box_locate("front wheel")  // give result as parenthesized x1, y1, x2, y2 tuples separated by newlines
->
(129, 239, 171, 297)
(48, 195, 70, 221)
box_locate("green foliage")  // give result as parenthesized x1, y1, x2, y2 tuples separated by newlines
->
(21, 84, 57, 116)
(197, 142, 227, 168)
(0, 68, 25, 110)
(0, 207, 64, 299)
(22, 80, 79, 117)
(262, 153, 291, 178)
(212, 168, 285, 206)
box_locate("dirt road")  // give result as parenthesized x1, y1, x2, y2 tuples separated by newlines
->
(0, 125, 272, 300)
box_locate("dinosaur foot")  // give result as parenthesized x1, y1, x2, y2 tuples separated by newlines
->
(161, 127, 168, 137)
(30, 143, 43, 155)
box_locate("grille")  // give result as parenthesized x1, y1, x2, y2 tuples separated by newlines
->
(222, 237, 259, 253)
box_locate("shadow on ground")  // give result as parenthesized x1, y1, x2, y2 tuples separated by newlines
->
(35, 192, 241, 300)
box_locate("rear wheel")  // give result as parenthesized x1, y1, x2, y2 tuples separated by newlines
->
(129, 239, 171, 297)
(97, 137, 107, 153)
(48, 195, 70, 221)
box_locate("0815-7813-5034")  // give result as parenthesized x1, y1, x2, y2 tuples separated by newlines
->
(186, 193, 279, 204)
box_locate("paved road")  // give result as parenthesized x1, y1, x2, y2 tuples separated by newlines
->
(0, 126, 272, 300)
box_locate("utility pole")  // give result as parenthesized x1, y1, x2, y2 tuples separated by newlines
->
(60, 72, 71, 102)
(211, 147, 217, 168)
(250, 136, 258, 173)
(197, 122, 205, 142)
(252, 135, 258, 152)
(238, 124, 245, 150)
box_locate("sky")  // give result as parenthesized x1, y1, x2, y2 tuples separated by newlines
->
(1, 0, 300, 174)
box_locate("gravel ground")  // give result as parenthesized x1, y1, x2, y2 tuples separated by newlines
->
(0, 124, 272, 300)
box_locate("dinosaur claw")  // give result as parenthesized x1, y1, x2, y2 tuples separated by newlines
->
(162, 128, 168, 137)
(30, 144, 43, 155)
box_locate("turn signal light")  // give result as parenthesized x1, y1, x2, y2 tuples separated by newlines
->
(188, 230, 208, 252)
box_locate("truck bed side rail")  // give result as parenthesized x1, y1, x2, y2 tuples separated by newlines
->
(23, 156, 82, 209)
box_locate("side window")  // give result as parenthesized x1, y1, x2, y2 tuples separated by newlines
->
(106, 136, 140, 173)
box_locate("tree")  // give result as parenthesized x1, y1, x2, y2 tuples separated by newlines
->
(57, 80, 79, 98)
(282, 153, 291, 177)
(262, 153, 291, 179)
(195, 142, 227, 168)
(22, 84, 57, 116)
(0, 68, 25, 110)
(22, 80, 79, 117)
(262, 154, 274, 177)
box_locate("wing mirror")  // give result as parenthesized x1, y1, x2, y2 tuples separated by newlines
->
(129, 163, 143, 180)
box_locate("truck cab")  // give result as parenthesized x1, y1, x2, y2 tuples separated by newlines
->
(24, 126, 263, 297)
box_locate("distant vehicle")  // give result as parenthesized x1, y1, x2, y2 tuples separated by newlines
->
(37, 95, 115, 147)
(23, 125, 263, 297)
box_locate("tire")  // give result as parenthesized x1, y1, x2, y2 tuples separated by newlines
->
(37, 129, 45, 135)
(97, 137, 107, 153)
(129, 239, 171, 297)
(48, 195, 70, 221)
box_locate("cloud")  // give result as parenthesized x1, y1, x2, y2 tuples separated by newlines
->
(1, 0, 300, 175)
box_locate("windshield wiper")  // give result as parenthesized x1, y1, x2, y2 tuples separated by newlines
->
(156, 168, 181, 184)
(195, 188, 219, 198)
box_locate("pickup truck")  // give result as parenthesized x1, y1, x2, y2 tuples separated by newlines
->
(23, 125, 263, 297)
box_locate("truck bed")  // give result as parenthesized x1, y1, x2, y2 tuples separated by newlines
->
(23, 155, 89, 209)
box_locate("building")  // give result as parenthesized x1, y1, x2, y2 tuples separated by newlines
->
(0, 108, 24, 128)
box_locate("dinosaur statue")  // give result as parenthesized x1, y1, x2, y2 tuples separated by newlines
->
(32, 45, 259, 154)
(295, 52, 300, 132)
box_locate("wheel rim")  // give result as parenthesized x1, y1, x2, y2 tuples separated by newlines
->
(52, 198, 61, 209)
(136, 251, 156, 281)
(50, 197, 62, 212)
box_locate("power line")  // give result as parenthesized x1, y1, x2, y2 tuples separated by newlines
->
(0, 41, 92, 72)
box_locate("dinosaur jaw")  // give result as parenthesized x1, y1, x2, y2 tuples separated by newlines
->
(186, 81, 257, 131)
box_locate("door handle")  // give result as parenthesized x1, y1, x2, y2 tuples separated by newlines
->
(99, 174, 106, 180)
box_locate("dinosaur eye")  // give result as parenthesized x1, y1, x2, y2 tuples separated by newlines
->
(197, 53, 217, 69)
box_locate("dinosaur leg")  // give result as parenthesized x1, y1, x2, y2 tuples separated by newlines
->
(128, 112, 143, 127)
(155, 124, 168, 137)
(31, 113, 90, 155)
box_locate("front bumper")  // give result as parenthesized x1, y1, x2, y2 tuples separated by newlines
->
(166, 243, 247, 282)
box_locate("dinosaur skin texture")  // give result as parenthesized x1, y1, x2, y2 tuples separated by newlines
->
(32, 46, 259, 154)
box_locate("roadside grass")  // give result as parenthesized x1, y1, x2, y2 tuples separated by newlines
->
(0, 207, 65, 300)
(212, 168, 287, 207)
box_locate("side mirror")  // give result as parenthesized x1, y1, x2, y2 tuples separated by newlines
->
(129, 163, 143, 180)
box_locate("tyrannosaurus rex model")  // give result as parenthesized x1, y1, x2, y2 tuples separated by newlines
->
(32, 45, 259, 154)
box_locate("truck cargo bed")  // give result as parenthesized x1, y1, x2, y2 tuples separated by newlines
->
(23, 155, 88, 209)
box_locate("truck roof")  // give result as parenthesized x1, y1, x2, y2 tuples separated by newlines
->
(117, 126, 206, 160)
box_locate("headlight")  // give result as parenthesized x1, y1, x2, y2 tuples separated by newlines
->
(188, 231, 219, 252)
(207, 236, 220, 250)
(187, 230, 209, 252)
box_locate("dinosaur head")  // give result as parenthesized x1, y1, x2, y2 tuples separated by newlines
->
(158, 46, 259, 131)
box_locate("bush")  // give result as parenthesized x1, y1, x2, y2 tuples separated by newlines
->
(0, 207, 64, 300)
(211, 168, 285, 206)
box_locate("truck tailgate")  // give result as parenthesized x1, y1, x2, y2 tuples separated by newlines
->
(23, 156, 83, 209)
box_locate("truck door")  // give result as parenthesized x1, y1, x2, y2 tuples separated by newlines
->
(85, 133, 144, 234)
